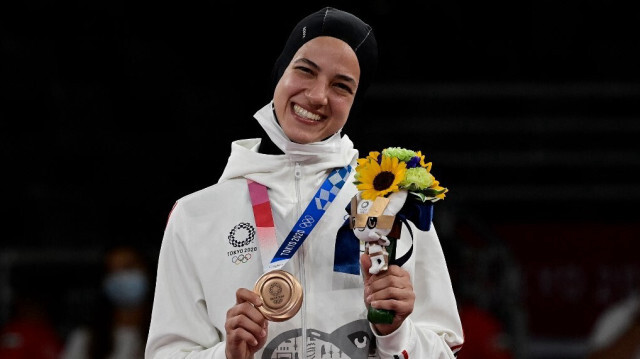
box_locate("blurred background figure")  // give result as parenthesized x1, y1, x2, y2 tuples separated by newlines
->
(436, 207, 520, 359)
(0, 284, 62, 359)
(585, 291, 640, 359)
(60, 245, 153, 359)
(457, 302, 514, 359)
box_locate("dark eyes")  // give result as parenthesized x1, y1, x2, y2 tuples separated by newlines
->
(294, 65, 314, 74)
(335, 82, 354, 94)
(293, 66, 354, 95)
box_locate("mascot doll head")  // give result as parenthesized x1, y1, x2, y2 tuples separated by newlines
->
(350, 190, 407, 274)
(351, 190, 407, 245)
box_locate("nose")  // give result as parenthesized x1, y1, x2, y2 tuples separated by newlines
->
(305, 80, 329, 105)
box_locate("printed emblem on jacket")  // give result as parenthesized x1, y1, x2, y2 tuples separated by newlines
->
(262, 319, 376, 359)
(227, 222, 258, 264)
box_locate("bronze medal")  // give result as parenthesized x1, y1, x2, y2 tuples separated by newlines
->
(253, 270, 303, 322)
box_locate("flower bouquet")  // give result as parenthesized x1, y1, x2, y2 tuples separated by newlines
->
(354, 147, 447, 203)
(350, 147, 447, 324)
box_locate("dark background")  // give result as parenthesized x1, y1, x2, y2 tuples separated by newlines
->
(2, 1, 639, 358)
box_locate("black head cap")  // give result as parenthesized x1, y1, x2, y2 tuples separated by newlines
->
(271, 7, 378, 108)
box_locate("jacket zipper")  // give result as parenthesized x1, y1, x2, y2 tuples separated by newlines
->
(294, 162, 307, 358)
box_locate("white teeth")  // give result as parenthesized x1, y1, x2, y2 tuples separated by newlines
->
(293, 104, 322, 121)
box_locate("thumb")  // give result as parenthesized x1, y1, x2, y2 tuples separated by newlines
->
(360, 253, 372, 282)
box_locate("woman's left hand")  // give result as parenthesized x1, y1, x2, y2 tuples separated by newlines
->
(361, 253, 415, 335)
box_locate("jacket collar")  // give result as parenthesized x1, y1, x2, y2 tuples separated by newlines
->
(254, 101, 344, 158)
(217, 101, 358, 185)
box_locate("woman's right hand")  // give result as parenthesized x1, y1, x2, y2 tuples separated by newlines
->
(225, 288, 269, 359)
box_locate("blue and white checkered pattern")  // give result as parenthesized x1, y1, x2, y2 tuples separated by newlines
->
(272, 165, 352, 265)
(315, 166, 352, 210)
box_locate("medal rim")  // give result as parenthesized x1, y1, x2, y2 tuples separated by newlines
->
(253, 270, 303, 322)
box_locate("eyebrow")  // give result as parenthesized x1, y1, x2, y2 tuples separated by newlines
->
(293, 58, 358, 86)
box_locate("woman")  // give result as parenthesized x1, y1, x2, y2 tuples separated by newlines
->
(62, 245, 152, 359)
(145, 7, 464, 359)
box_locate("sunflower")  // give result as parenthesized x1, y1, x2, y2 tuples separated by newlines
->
(356, 151, 380, 168)
(355, 154, 407, 200)
(431, 180, 448, 200)
(415, 151, 432, 171)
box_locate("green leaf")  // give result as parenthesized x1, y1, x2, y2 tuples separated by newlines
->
(410, 192, 428, 202)
(423, 187, 447, 197)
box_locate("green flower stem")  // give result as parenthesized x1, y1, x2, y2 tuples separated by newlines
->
(368, 307, 394, 324)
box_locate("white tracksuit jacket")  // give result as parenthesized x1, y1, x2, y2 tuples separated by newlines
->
(145, 102, 464, 359)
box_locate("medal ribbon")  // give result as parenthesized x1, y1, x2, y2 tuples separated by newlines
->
(247, 165, 352, 272)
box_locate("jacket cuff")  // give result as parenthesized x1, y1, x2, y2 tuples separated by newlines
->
(372, 320, 414, 357)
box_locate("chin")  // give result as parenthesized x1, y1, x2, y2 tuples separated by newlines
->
(284, 128, 321, 144)
(290, 136, 316, 145)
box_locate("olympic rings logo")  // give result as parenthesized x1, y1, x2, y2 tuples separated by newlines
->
(298, 214, 315, 229)
(232, 253, 252, 264)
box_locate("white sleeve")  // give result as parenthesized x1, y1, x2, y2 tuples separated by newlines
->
(374, 223, 464, 358)
(145, 202, 228, 359)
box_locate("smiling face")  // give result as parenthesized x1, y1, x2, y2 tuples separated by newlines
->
(273, 36, 361, 144)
